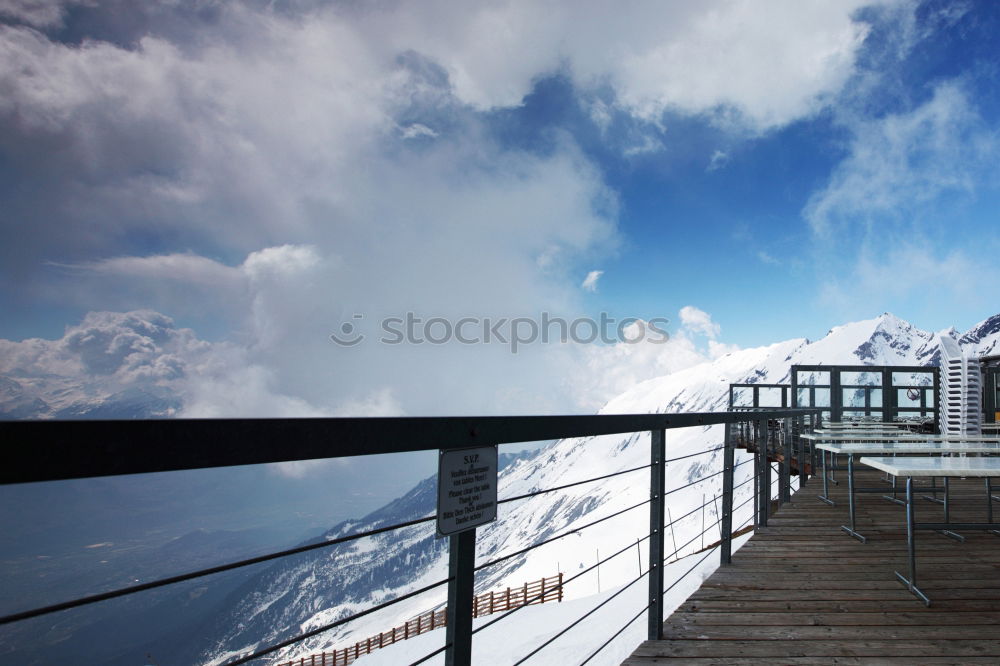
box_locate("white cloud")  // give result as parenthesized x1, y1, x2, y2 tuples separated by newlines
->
(804, 81, 998, 235)
(0, 0, 89, 28)
(581, 270, 604, 292)
(756, 250, 779, 265)
(399, 123, 438, 140)
(0, 309, 329, 418)
(67, 253, 244, 288)
(0, 1, 900, 417)
(818, 242, 1000, 325)
(567, 321, 707, 410)
(679, 306, 721, 339)
(707, 149, 730, 172)
(371, 0, 882, 132)
(331, 388, 405, 417)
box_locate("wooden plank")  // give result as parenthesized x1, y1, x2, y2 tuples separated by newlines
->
(661, 624, 1000, 640)
(624, 658, 1000, 665)
(623, 472, 1000, 664)
(667, 611, 1000, 625)
(629, 639, 1000, 658)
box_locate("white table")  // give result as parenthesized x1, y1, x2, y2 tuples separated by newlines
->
(858, 456, 1000, 606)
(816, 441, 1000, 542)
(803, 433, 1000, 501)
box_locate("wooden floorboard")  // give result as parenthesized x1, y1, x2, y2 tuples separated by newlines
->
(623, 467, 1000, 664)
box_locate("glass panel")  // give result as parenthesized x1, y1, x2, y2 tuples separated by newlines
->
(731, 387, 754, 407)
(842, 388, 870, 408)
(814, 388, 831, 407)
(892, 371, 935, 386)
(796, 370, 830, 386)
(870, 388, 882, 408)
(840, 371, 881, 386)
(758, 387, 784, 407)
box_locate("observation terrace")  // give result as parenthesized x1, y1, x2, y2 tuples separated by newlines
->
(1, 363, 997, 665)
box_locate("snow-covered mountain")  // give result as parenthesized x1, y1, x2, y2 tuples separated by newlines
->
(178, 312, 1000, 665)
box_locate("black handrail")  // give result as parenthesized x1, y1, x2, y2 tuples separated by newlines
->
(0, 407, 821, 665)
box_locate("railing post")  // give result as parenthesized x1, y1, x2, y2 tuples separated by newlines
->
(445, 527, 476, 666)
(781, 417, 791, 503)
(648, 428, 666, 640)
(794, 415, 806, 487)
(757, 417, 769, 527)
(721, 422, 735, 565)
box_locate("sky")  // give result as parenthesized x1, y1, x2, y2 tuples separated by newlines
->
(1, 0, 999, 419)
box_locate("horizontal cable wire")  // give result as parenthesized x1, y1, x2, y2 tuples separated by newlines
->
(479, 463, 728, 575)
(473, 530, 650, 636)
(579, 601, 650, 666)
(528, 516, 732, 666)
(408, 642, 449, 666)
(0, 448, 719, 626)
(663, 468, 724, 499)
(498, 463, 650, 505)
(663, 444, 725, 465)
(661, 545, 718, 598)
(0, 514, 437, 626)
(498, 440, 725, 507)
(474, 484, 731, 649)
(512, 570, 649, 664)
(666, 491, 719, 527)
(733, 491, 756, 514)
(4, 439, 758, 661)
(475, 498, 651, 572)
(224, 577, 450, 666)
(665, 516, 715, 563)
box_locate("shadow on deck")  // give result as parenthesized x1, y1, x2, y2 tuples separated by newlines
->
(625, 468, 1000, 664)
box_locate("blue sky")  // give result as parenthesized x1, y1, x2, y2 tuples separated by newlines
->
(1, 0, 999, 417)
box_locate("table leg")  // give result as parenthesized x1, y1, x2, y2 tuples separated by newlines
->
(894, 476, 931, 606)
(988, 478, 1000, 537)
(937, 477, 964, 542)
(818, 450, 834, 506)
(922, 475, 945, 504)
(840, 455, 866, 543)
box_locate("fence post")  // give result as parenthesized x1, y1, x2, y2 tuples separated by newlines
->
(558, 572, 564, 601)
(757, 417, 770, 527)
(780, 417, 791, 503)
(648, 428, 666, 640)
(752, 420, 760, 528)
(721, 422, 734, 565)
(794, 415, 805, 487)
(445, 527, 476, 666)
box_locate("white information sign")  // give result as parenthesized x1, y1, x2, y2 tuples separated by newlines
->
(437, 446, 498, 537)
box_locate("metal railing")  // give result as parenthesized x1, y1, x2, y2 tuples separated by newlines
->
(0, 408, 821, 665)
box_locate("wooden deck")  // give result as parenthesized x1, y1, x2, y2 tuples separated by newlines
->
(625, 467, 1000, 664)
